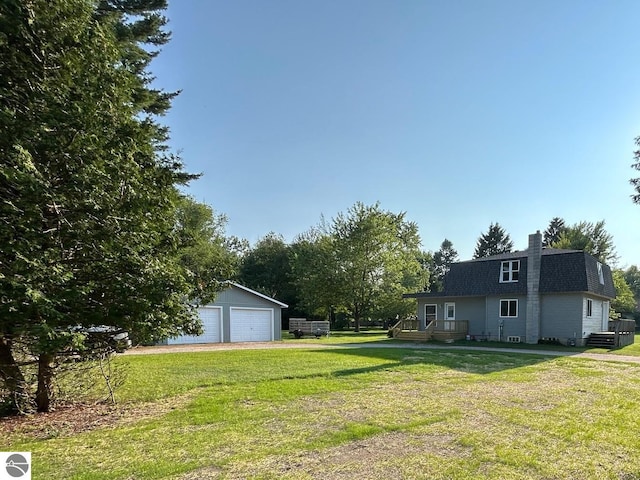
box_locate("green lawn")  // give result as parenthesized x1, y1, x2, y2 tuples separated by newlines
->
(600, 333, 640, 356)
(4, 344, 640, 479)
(283, 330, 640, 356)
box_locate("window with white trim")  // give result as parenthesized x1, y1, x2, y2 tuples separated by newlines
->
(586, 298, 593, 317)
(500, 299, 518, 317)
(597, 263, 604, 285)
(444, 302, 455, 320)
(425, 304, 436, 325)
(500, 260, 520, 283)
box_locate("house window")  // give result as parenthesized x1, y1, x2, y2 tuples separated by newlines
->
(500, 299, 518, 317)
(444, 303, 455, 320)
(597, 263, 604, 285)
(500, 260, 520, 283)
(425, 304, 436, 325)
(587, 299, 593, 317)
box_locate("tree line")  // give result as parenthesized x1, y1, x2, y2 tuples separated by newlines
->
(228, 215, 640, 331)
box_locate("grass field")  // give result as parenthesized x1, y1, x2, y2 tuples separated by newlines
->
(286, 329, 640, 355)
(3, 338, 640, 479)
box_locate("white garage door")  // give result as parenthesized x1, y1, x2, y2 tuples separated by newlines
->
(230, 308, 273, 342)
(168, 306, 222, 344)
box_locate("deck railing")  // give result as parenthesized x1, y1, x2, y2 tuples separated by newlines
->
(390, 318, 418, 338)
(428, 320, 468, 334)
(609, 319, 636, 347)
(390, 318, 469, 340)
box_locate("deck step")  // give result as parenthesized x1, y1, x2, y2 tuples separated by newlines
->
(395, 331, 430, 341)
(586, 333, 615, 348)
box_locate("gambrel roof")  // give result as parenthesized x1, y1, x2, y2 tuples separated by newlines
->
(405, 248, 616, 299)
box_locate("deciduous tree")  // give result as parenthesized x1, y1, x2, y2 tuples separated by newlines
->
(623, 266, 640, 318)
(324, 202, 423, 331)
(551, 220, 617, 265)
(238, 233, 303, 318)
(415, 250, 434, 292)
(623, 266, 640, 301)
(611, 270, 636, 318)
(290, 227, 340, 319)
(174, 196, 239, 306)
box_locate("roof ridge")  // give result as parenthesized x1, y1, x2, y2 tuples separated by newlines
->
(460, 247, 584, 263)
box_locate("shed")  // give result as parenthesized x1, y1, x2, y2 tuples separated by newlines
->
(167, 282, 288, 344)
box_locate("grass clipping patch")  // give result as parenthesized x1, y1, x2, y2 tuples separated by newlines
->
(224, 432, 467, 480)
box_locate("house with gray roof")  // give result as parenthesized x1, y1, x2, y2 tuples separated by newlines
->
(402, 231, 617, 346)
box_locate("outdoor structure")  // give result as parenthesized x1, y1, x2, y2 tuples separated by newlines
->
(288, 318, 330, 338)
(398, 232, 627, 346)
(166, 282, 287, 344)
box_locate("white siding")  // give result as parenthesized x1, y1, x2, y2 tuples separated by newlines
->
(582, 297, 606, 335)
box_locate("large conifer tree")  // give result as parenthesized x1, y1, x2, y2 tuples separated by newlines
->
(0, 0, 204, 412)
(431, 239, 458, 292)
(473, 223, 514, 259)
(542, 217, 566, 247)
(632, 137, 640, 204)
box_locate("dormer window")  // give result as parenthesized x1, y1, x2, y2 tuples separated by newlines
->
(500, 260, 520, 283)
(597, 263, 604, 285)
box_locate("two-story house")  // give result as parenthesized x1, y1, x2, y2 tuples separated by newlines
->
(402, 232, 617, 346)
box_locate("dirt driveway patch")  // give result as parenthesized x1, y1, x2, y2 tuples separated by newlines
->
(122, 341, 640, 364)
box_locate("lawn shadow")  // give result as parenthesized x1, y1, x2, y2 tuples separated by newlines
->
(311, 345, 564, 377)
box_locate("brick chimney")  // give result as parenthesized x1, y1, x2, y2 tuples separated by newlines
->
(525, 231, 542, 344)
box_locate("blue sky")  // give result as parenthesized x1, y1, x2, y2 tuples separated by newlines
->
(150, 0, 640, 266)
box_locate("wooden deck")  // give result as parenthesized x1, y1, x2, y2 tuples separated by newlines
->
(391, 319, 469, 342)
(587, 320, 636, 348)
(392, 318, 635, 347)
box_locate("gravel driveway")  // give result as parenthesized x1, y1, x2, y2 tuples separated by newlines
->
(122, 341, 640, 364)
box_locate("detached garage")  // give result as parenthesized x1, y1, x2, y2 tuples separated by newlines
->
(167, 282, 287, 345)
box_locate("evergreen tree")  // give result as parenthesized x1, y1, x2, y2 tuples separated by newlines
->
(431, 239, 458, 292)
(543, 217, 566, 247)
(632, 136, 640, 204)
(473, 223, 514, 259)
(0, 0, 203, 412)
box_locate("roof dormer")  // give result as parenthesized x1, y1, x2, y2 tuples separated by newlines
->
(500, 260, 520, 283)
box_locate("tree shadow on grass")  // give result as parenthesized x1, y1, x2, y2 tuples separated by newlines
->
(310, 345, 560, 377)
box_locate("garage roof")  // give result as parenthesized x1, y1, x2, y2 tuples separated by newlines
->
(228, 282, 288, 308)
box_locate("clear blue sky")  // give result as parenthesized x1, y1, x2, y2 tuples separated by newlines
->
(150, 0, 640, 267)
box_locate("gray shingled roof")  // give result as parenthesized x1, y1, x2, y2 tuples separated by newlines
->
(404, 249, 616, 299)
(458, 247, 582, 263)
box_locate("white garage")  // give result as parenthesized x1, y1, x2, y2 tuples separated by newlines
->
(230, 308, 273, 342)
(165, 282, 287, 345)
(168, 306, 222, 345)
